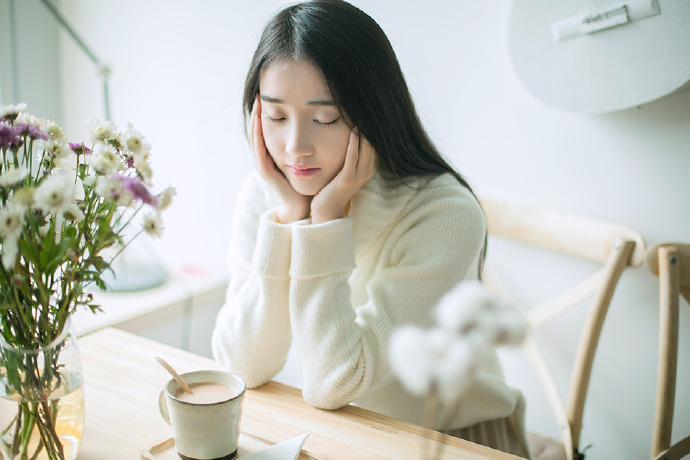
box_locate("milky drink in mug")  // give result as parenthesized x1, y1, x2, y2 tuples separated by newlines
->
(159, 370, 245, 460)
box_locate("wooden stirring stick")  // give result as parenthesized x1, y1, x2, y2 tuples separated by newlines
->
(155, 356, 194, 394)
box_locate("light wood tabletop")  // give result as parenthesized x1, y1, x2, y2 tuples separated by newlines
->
(77, 327, 520, 459)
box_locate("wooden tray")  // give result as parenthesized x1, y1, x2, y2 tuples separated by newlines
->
(140, 432, 278, 459)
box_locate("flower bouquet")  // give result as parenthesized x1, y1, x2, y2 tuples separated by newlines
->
(0, 103, 175, 460)
(389, 281, 526, 460)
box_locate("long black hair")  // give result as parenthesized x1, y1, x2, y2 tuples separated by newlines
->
(242, 0, 486, 269)
(243, 0, 474, 187)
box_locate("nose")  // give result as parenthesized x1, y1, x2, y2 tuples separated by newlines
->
(285, 123, 314, 158)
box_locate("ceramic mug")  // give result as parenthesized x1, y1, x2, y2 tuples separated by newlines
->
(158, 370, 246, 460)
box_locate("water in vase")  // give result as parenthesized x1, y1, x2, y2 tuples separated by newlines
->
(0, 370, 84, 460)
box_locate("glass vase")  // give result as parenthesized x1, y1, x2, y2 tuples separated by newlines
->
(0, 319, 84, 460)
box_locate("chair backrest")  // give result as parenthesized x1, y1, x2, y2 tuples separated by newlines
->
(479, 198, 646, 460)
(644, 242, 690, 460)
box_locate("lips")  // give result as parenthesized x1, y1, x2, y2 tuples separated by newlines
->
(288, 165, 320, 178)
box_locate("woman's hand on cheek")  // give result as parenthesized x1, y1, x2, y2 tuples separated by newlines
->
(251, 97, 311, 223)
(311, 129, 377, 224)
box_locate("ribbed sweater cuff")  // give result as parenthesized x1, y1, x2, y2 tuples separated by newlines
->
(290, 217, 356, 278)
(253, 209, 291, 278)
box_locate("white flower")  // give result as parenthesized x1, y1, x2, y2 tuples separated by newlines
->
(489, 306, 527, 346)
(12, 187, 35, 207)
(45, 121, 65, 140)
(0, 166, 30, 187)
(95, 175, 132, 206)
(35, 117, 51, 131)
(15, 112, 40, 127)
(435, 281, 525, 346)
(1, 236, 19, 269)
(33, 173, 76, 215)
(133, 154, 153, 185)
(63, 202, 85, 222)
(82, 174, 97, 187)
(89, 155, 117, 175)
(435, 281, 492, 333)
(37, 139, 71, 161)
(433, 337, 479, 403)
(0, 103, 27, 121)
(389, 281, 527, 405)
(142, 212, 164, 238)
(89, 144, 122, 175)
(389, 326, 480, 403)
(157, 187, 176, 211)
(390, 326, 436, 397)
(85, 119, 118, 143)
(0, 203, 26, 239)
(123, 123, 151, 155)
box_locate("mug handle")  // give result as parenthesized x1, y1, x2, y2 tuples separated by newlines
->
(158, 389, 171, 426)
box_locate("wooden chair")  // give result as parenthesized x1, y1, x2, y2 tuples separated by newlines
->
(479, 198, 646, 460)
(644, 243, 690, 460)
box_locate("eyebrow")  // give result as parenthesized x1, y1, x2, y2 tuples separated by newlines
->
(260, 95, 336, 106)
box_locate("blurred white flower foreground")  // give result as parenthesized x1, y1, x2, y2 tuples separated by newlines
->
(389, 280, 526, 405)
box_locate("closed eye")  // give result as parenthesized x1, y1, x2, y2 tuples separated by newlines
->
(264, 116, 285, 123)
(314, 116, 341, 127)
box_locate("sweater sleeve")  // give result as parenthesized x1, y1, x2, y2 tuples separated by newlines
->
(288, 183, 486, 409)
(211, 173, 293, 388)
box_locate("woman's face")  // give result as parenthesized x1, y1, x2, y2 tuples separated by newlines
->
(259, 59, 351, 197)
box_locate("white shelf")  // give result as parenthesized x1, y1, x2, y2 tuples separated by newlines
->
(73, 265, 229, 337)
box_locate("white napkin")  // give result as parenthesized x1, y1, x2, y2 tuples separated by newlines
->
(241, 433, 310, 460)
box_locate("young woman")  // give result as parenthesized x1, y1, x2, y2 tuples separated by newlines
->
(212, 0, 528, 456)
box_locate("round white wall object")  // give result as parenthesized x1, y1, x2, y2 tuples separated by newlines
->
(508, 0, 690, 114)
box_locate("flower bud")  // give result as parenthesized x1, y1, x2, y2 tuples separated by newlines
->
(66, 247, 79, 263)
(11, 275, 23, 289)
(12, 187, 35, 207)
(158, 187, 176, 211)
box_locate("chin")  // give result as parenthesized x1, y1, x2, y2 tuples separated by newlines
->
(289, 180, 320, 197)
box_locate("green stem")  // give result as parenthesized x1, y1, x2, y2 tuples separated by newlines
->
(19, 403, 37, 459)
(1, 414, 18, 438)
(4, 356, 67, 460)
(10, 407, 22, 457)
(27, 139, 35, 169)
(37, 400, 64, 460)
(115, 205, 143, 234)
(36, 151, 46, 183)
(13, 288, 35, 343)
(29, 141, 34, 177)
(110, 228, 144, 264)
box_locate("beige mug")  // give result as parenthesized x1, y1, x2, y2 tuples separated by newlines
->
(158, 370, 246, 460)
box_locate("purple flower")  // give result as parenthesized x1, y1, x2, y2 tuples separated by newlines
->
(0, 123, 21, 149)
(69, 142, 91, 155)
(15, 123, 50, 141)
(114, 174, 158, 206)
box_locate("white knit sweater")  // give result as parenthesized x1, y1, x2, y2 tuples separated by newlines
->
(212, 170, 524, 431)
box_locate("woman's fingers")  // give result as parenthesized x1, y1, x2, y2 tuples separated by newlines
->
(310, 128, 376, 224)
(345, 129, 376, 183)
(357, 134, 377, 180)
(341, 129, 360, 179)
(251, 98, 273, 175)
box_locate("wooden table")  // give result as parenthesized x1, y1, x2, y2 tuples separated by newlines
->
(77, 328, 520, 459)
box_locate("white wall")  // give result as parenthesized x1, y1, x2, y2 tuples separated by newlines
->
(5, 1, 689, 458)
(0, 0, 63, 122)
